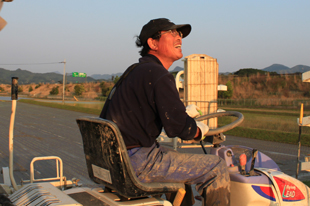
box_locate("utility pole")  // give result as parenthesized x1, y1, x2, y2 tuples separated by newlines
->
(62, 59, 66, 104)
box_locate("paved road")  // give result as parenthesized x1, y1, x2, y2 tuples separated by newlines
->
(0, 101, 96, 186)
(0, 101, 309, 205)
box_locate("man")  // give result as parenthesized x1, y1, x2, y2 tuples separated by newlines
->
(100, 18, 230, 206)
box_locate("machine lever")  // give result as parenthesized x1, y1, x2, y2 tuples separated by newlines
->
(249, 149, 258, 176)
(239, 153, 247, 175)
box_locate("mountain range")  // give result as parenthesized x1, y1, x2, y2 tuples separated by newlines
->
(91, 73, 123, 80)
(0, 68, 95, 84)
(0, 64, 309, 84)
(262, 64, 310, 74)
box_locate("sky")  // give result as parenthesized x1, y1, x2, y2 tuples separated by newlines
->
(0, 0, 309, 76)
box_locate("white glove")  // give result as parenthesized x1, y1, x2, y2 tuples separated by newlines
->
(186, 104, 202, 118)
(196, 121, 209, 140)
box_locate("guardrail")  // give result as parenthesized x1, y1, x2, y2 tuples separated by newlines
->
(182, 98, 310, 109)
(217, 99, 310, 108)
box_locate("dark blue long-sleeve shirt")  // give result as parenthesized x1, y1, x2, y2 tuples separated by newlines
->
(100, 54, 197, 147)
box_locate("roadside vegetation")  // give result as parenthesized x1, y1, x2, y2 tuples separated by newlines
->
(219, 72, 310, 100)
(74, 84, 85, 96)
(1, 70, 310, 103)
(49, 86, 59, 95)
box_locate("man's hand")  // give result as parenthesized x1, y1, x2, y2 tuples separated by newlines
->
(196, 121, 209, 141)
(186, 104, 202, 118)
(185, 121, 209, 144)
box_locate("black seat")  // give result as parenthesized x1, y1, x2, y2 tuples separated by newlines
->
(76, 117, 185, 199)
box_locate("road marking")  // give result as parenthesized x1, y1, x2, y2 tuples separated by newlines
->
(263, 151, 296, 157)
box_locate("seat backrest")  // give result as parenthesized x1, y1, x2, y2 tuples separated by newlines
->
(76, 117, 184, 198)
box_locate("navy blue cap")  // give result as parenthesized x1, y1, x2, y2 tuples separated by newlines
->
(138, 18, 191, 45)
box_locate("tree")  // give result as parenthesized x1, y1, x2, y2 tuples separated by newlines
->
(74, 84, 85, 96)
(113, 76, 120, 84)
(49, 86, 59, 95)
(234, 68, 275, 76)
(28, 86, 33, 92)
(18, 86, 23, 93)
(218, 81, 233, 99)
(100, 81, 113, 97)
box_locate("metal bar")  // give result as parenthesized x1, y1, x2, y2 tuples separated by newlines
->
(62, 59, 66, 104)
(296, 103, 304, 179)
(9, 77, 19, 191)
(30, 156, 63, 188)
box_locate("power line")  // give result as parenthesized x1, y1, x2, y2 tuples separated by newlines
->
(0, 62, 64, 66)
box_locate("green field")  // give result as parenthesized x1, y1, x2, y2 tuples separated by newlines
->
(19, 99, 103, 115)
(219, 107, 310, 146)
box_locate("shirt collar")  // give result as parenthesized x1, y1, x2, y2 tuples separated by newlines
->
(139, 54, 163, 67)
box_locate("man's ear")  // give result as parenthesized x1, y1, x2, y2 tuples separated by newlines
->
(147, 38, 158, 51)
(0, 16, 7, 31)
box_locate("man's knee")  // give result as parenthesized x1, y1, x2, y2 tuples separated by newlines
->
(217, 157, 229, 172)
(216, 157, 230, 185)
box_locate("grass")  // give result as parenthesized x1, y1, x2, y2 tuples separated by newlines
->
(222, 126, 310, 146)
(19, 99, 102, 115)
(217, 106, 310, 146)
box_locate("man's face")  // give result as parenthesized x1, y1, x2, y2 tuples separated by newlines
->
(156, 29, 183, 63)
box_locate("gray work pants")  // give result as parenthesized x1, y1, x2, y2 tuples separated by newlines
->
(128, 143, 230, 206)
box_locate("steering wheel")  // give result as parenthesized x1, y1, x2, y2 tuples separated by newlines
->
(195, 111, 244, 136)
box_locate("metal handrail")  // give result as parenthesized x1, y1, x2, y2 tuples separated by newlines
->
(28, 156, 64, 189)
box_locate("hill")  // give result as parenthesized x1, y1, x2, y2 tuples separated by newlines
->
(0, 66, 186, 83)
(234, 68, 275, 76)
(0, 68, 96, 84)
(290, 65, 310, 73)
(0, 71, 309, 102)
(262, 64, 290, 72)
(169, 66, 183, 72)
(219, 72, 310, 100)
(262, 64, 310, 74)
(2, 63, 310, 85)
(91, 66, 185, 79)
(171, 64, 310, 75)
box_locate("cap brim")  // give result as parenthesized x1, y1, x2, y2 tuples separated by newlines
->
(171, 24, 191, 38)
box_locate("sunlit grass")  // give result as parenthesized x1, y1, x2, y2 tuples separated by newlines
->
(218, 108, 310, 146)
(219, 109, 310, 134)
(63, 102, 104, 110)
(241, 113, 302, 133)
(19, 99, 103, 115)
